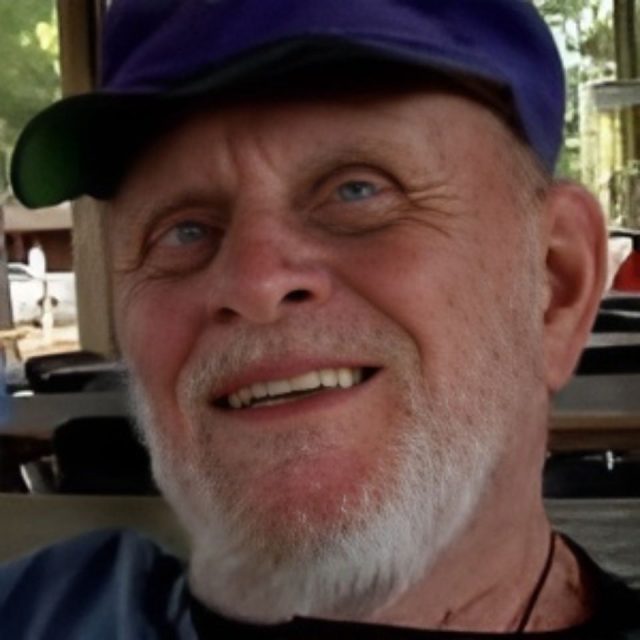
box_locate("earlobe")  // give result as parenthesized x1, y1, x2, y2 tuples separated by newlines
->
(542, 182, 608, 391)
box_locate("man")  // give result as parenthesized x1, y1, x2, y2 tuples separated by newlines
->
(2, 0, 638, 637)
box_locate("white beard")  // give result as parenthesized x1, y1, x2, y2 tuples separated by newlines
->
(128, 292, 539, 625)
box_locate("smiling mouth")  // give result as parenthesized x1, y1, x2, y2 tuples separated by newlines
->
(214, 367, 378, 410)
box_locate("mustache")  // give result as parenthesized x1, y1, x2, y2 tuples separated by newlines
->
(175, 321, 412, 404)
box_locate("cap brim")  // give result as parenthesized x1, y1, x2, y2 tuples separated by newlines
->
(11, 37, 512, 208)
(11, 94, 166, 208)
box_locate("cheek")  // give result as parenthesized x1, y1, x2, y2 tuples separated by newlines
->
(334, 226, 523, 386)
(115, 280, 206, 412)
(336, 233, 474, 351)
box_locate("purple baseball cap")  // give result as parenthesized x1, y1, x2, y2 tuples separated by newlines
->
(11, 0, 565, 208)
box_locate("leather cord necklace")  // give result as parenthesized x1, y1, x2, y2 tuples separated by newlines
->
(515, 531, 557, 633)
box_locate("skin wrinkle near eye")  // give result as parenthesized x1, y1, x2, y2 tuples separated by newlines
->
(114, 233, 214, 281)
(110, 193, 230, 278)
(293, 158, 410, 218)
(333, 179, 466, 244)
(404, 180, 463, 234)
(310, 200, 417, 239)
(307, 162, 462, 239)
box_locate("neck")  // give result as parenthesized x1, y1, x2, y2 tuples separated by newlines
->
(363, 448, 594, 632)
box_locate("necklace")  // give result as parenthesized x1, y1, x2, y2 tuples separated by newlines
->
(515, 531, 557, 633)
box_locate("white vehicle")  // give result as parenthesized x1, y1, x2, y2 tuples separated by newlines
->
(8, 263, 77, 326)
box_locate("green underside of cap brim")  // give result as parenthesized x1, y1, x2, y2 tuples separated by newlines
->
(10, 93, 166, 208)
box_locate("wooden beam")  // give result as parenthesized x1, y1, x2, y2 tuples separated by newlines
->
(57, 0, 100, 96)
(614, 0, 639, 81)
(56, 1, 116, 357)
(0, 206, 13, 331)
(614, 0, 640, 164)
(550, 412, 640, 451)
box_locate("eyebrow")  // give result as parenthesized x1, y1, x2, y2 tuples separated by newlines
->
(292, 136, 427, 186)
(126, 188, 230, 231)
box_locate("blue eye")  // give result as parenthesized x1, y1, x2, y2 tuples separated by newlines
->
(337, 181, 379, 203)
(161, 221, 208, 247)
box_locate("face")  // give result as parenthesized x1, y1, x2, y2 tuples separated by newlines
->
(110, 90, 548, 622)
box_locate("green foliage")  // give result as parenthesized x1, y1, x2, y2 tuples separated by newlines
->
(537, 0, 615, 79)
(534, 0, 616, 179)
(0, 0, 60, 173)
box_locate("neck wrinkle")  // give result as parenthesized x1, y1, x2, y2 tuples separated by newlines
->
(365, 484, 555, 632)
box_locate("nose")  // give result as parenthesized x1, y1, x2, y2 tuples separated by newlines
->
(206, 212, 333, 324)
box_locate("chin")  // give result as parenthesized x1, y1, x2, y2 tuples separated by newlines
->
(129, 375, 504, 624)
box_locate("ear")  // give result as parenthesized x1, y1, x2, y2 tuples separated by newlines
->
(542, 182, 608, 392)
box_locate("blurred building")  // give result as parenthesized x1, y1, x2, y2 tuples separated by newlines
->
(3, 197, 72, 271)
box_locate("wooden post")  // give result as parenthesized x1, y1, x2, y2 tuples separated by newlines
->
(56, 0, 116, 357)
(614, 0, 640, 162)
(614, 0, 639, 80)
(0, 205, 13, 331)
(0, 203, 14, 376)
(0, 149, 12, 332)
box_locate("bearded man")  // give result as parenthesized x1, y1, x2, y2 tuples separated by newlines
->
(2, 1, 639, 638)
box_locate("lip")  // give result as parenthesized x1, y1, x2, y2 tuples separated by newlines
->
(209, 366, 381, 422)
(210, 359, 380, 403)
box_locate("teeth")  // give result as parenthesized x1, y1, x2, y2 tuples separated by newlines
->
(319, 369, 337, 387)
(226, 367, 365, 409)
(250, 382, 268, 399)
(238, 387, 252, 406)
(291, 371, 321, 391)
(338, 368, 353, 388)
(267, 379, 291, 396)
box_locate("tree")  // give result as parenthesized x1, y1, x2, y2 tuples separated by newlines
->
(535, 0, 615, 76)
(535, 0, 616, 178)
(0, 2, 60, 331)
(0, 1, 60, 185)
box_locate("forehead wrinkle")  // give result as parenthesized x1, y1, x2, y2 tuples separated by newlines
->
(216, 91, 448, 170)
